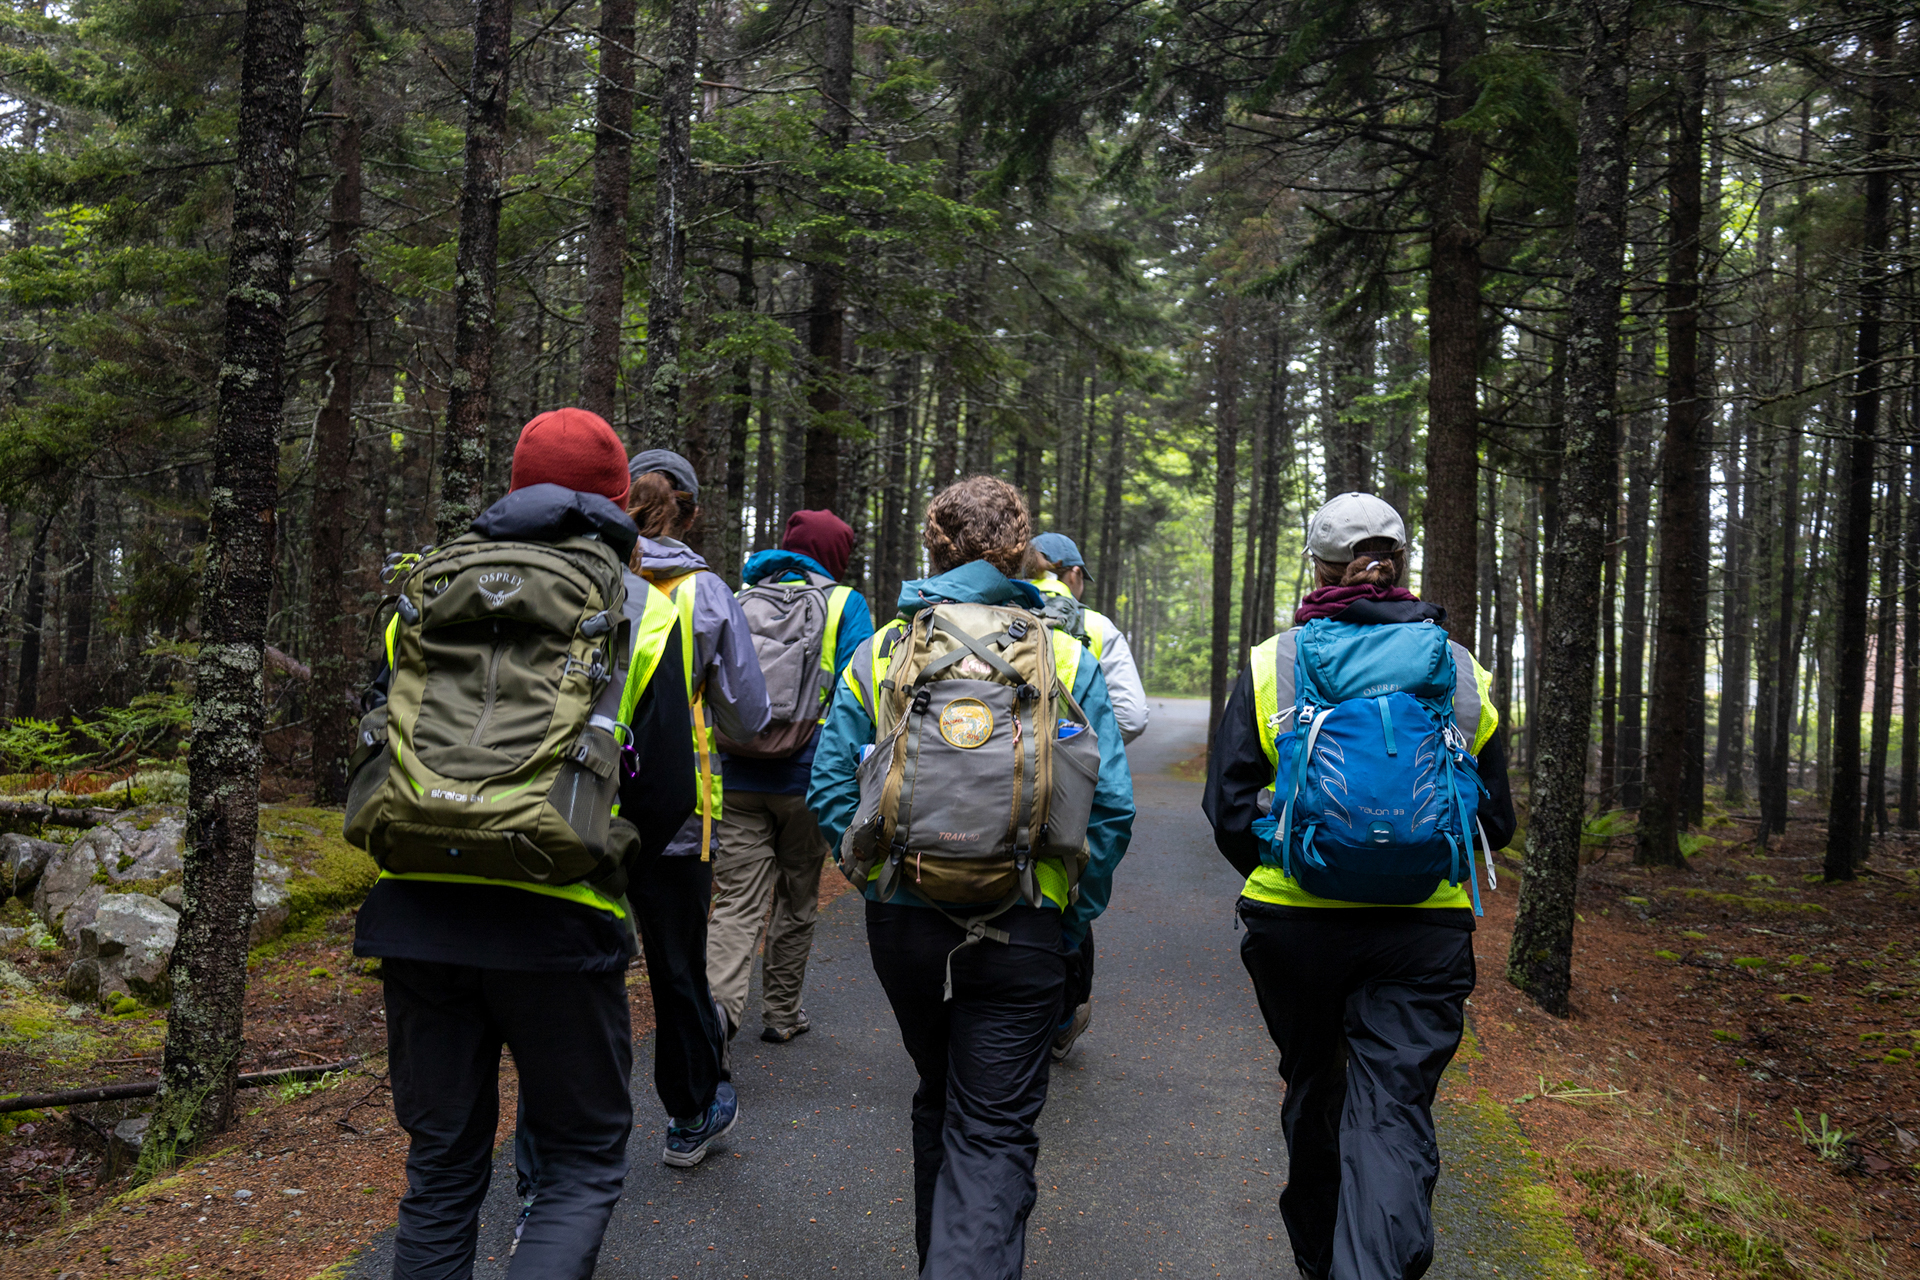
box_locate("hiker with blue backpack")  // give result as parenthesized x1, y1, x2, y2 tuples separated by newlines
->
(706, 509, 874, 1046)
(809, 475, 1136, 1280)
(1202, 492, 1516, 1280)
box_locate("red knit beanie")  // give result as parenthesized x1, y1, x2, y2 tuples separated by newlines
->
(783, 509, 854, 580)
(509, 408, 630, 507)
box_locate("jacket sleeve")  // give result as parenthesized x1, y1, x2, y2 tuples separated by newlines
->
(1475, 727, 1517, 851)
(833, 591, 876, 676)
(807, 643, 878, 854)
(1201, 665, 1271, 879)
(696, 573, 772, 742)
(1060, 658, 1136, 950)
(1094, 623, 1151, 744)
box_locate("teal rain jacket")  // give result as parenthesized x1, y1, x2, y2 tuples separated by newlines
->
(806, 560, 1136, 948)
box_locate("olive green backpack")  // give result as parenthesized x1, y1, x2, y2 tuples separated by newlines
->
(343, 533, 631, 889)
(840, 602, 1101, 922)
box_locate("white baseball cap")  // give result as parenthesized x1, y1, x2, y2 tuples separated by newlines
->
(1307, 492, 1407, 565)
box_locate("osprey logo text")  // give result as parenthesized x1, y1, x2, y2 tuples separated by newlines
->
(477, 570, 525, 609)
(430, 787, 480, 803)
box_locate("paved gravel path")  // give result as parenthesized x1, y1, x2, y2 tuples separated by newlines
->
(352, 698, 1551, 1278)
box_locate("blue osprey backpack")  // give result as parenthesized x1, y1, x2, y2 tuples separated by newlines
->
(1252, 618, 1489, 912)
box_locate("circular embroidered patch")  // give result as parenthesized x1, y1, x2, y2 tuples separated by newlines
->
(938, 698, 994, 748)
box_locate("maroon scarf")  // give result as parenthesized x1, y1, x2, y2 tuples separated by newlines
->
(1293, 584, 1420, 626)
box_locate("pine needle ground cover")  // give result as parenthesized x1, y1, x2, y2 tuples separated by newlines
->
(1466, 791, 1920, 1278)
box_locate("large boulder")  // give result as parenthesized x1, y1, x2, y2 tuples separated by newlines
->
(252, 859, 291, 945)
(32, 841, 105, 947)
(63, 893, 178, 1004)
(1, 833, 60, 897)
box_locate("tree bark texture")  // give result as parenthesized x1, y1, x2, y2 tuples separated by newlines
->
(578, 0, 637, 421)
(308, 1, 364, 805)
(1419, 0, 1483, 653)
(1210, 303, 1242, 733)
(154, 0, 303, 1154)
(1825, 19, 1893, 881)
(802, 0, 854, 509)
(437, 0, 514, 542)
(1636, 38, 1707, 869)
(1505, 0, 1630, 1017)
(1903, 441, 1919, 829)
(637, 0, 698, 450)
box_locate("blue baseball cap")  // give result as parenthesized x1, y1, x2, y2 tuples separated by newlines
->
(1031, 532, 1089, 578)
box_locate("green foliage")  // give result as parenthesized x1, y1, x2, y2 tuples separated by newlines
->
(0, 717, 87, 782)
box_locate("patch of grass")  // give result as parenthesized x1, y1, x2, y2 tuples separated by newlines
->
(1654, 949, 1681, 962)
(1734, 957, 1770, 969)
(1665, 888, 1829, 915)
(1809, 962, 1834, 974)
(1711, 1029, 1740, 1043)
(1681, 930, 1709, 940)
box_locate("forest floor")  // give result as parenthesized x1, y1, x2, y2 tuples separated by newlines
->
(3, 788, 1916, 1278)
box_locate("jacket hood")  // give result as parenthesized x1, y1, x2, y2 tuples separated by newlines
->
(469, 483, 638, 563)
(638, 536, 710, 576)
(896, 560, 1043, 617)
(742, 548, 834, 586)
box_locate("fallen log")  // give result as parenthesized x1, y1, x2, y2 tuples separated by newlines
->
(0, 1057, 361, 1115)
(0, 799, 121, 829)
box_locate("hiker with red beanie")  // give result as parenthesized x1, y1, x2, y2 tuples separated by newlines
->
(706, 509, 874, 1049)
(352, 408, 697, 1277)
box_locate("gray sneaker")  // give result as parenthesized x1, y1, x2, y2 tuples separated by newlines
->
(760, 1009, 811, 1044)
(1051, 1002, 1091, 1062)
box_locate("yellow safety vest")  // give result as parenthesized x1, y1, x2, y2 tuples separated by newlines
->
(649, 570, 723, 859)
(1242, 629, 1499, 910)
(372, 584, 684, 919)
(842, 615, 1087, 909)
(1028, 573, 1109, 660)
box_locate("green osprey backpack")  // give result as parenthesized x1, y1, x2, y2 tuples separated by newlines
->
(343, 532, 631, 889)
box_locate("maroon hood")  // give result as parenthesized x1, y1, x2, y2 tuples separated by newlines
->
(1293, 584, 1421, 626)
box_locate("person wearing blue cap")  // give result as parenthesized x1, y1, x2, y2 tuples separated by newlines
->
(1020, 531, 1148, 1064)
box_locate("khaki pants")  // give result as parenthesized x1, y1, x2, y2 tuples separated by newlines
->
(706, 790, 827, 1035)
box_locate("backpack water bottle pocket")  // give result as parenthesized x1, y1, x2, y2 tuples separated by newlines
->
(1043, 715, 1101, 862)
(842, 727, 903, 876)
(546, 724, 622, 862)
(343, 706, 391, 840)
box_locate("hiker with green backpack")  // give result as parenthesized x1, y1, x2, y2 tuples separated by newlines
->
(346, 408, 696, 1278)
(1202, 492, 1517, 1280)
(706, 509, 874, 1047)
(808, 475, 1136, 1280)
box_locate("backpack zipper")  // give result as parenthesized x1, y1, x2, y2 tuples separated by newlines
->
(469, 626, 507, 745)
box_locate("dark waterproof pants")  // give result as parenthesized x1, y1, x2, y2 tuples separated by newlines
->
(629, 849, 729, 1121)
(1237, 904, 1476, 1280)
(867, 901, 1067, 1280)
(382, 959, 632, 1280)
(1062, 926, 1095, 1015)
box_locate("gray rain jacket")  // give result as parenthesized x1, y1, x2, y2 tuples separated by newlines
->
(639, 536, 772, 856)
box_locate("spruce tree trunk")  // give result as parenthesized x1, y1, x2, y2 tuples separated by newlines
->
(1096, 398, 1127, 616)
(1760, 221, 1809, 841)
(438, 0, 514, 540)
(1506, 0, 1631, 1017)
(1618, 386, 1652, 808)
(1210, 302, 1241, 732)
(1420, 0, 1483, 652)
(1255, 325, 1291, 641)
(1902, 441, 1919, 829)
(802, 0, 853, 507)
(1825, 19, 1894, 880)
(1325, 322, 1370, 498)
(578, 0, 636, 421)
(13, 518, 48, 716)
(1636, 36, 1707, 868)
(308, 1, 364, 805)
(1599, 458, 1618, 805)
(637, 0, 698, 450)
(62, 489, 95, 680)
(1239, 353, 1267, 658)
(1723, 410, 1757, 806)
(1868, 464, 1898, 833)
(153, 0, 303, 1153)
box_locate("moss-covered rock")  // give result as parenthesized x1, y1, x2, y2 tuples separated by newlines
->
(256, 807, 378, 933)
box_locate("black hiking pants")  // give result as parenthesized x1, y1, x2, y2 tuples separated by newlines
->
(866, 900, 1067, 1280)
(629, 849, 729, 1122)
(382, 958, 632, 1280)
(1062, 926, 1095, 1016)
(1237, 902, 1476, 1280)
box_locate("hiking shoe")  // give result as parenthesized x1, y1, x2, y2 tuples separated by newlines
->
(1051, 1002, 1091, 1062)
(663, 1082, 738, 1167)
(760, 1009, 811, 1044)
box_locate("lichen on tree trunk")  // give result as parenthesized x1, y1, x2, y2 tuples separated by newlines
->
(151, 0, 303, 1159)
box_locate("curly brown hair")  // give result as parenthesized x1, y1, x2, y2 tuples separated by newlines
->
(923, 475, 1030, 575)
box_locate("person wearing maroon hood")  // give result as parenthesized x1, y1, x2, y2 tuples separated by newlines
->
(1200, 492, 1514, 1280)
(706, 510, 874, 1047)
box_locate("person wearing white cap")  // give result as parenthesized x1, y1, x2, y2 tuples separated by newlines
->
(1201, 492, 1517, 1280)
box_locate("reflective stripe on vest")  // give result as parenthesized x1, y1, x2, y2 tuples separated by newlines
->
(652, 571, 721, 855)
(820, 584, 853, 722)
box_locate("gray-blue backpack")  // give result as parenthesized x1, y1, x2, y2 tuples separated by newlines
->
(1252, 618, 1492, 912)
